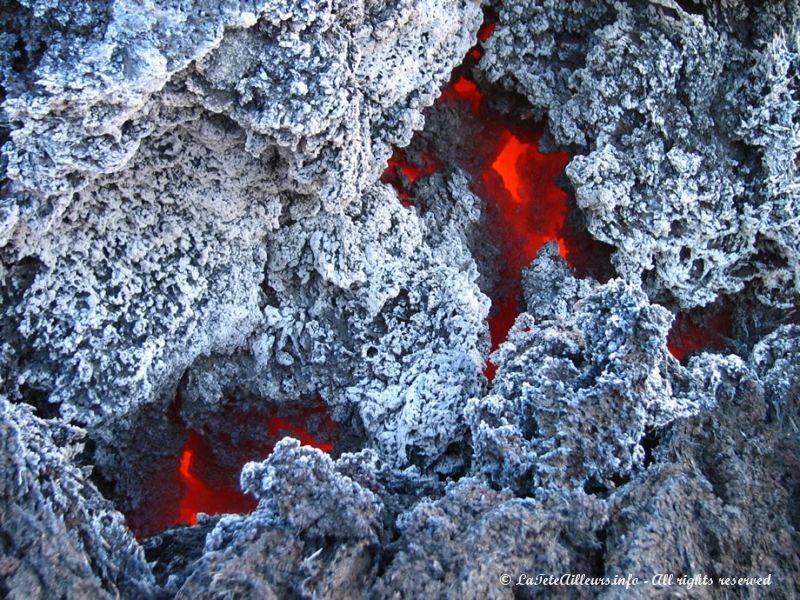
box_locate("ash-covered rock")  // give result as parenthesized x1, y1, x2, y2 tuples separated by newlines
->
(0, 397, 153, 598)
(149, 251, 798, 597)
(750, 323, 800, 431)
(172, 438, 441, 598)
(240, 438, 385, 542)
(2, 0, 483, 215)
(604, 350, 800, 598)
(460, 250, 799, 597)
(480, 0, 800, 309)
(176, 180, 488, 471)
(0, 0, 490, 591)
(0, 0, 483, 433)
(141, 518, 219, 597)
(1, 0, 799, 597)
(371, 480, 607, 599)
(469, 243, 705, 494)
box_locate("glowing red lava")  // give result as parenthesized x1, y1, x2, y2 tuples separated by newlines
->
(477, 15, 496, 43)
(380, 150, 443, 206)
(436, 70, 577, 374)
(380, 6, 612, 380)
(667, 309, 732, 362)
(126, 395, 336, 538)
(440, 76, 483, 115)
(478, 127, 571, 377)
(384, 95, 573, 378)
(483, 129, 570, 270)
(176, 430, 257, 527)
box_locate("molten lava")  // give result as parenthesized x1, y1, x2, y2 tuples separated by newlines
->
(440, 76, 483, 115)
(484, 129, 570, 268)
(380, 5, 612, 380)
(380, 149, 443, 206)
(477, 12, 496, 43)
(437, 72, 577, 372)
(126, 395, 336, 538)
(477, 127, 572, 376)
(383, 100, 573, 378)
(176, 431, 257, 527)
(668, 309, 733, 362)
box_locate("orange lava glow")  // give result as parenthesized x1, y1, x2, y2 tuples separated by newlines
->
(441, 76, 483, 115)
(667, 309, 732, 362)
(380, 149, 443, 206)
(440, 73, 573, 369)
(380, 76, 575, 380)
(268, 417, 335, 452)
(126, 396, 336, 539)
(485, 129, 570, 264)
(176, 431, 257, 527)
(479, 128, 570, 377)
(380, 5, 611, 380)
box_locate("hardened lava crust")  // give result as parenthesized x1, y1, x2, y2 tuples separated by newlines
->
(1, 1, 798, 598)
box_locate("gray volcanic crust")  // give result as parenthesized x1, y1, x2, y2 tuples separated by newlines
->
(0, 0, 798, 598)
(481, 0, 800, 310)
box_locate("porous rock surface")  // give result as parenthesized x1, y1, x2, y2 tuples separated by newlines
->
(150, 250, 800, 598)
(178, 178, 488, 470)
(0, 396, 153, 599)
(1, 0, 798, 598)
(481, 0, 800, 308)
(0, 0, 484, 430)
(469, 243, 701, 495)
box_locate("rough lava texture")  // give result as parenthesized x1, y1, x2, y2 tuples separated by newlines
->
(148, 250, 800, 598)
(0, 0, 486, 502)
(481, 0, 800, 308)
(182, 179, 488, 470)
(0, 0, 484, 429)
(1, 0, 799, 598)
(469, 242, 703, 495)
(0, 396, 154, 598)
(603, 350, 800, 599)
(172, 438, 443, 598)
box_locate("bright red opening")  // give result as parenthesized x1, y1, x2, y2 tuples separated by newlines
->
(380, 7, 613, 381)
(477, 126, 571, 378)
(126, 394, 336, 539)
(380, 150, 443, 206)
(668, 308, 733, 362)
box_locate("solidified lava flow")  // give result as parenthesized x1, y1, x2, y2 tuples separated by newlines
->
(126, 395, 336, 538)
